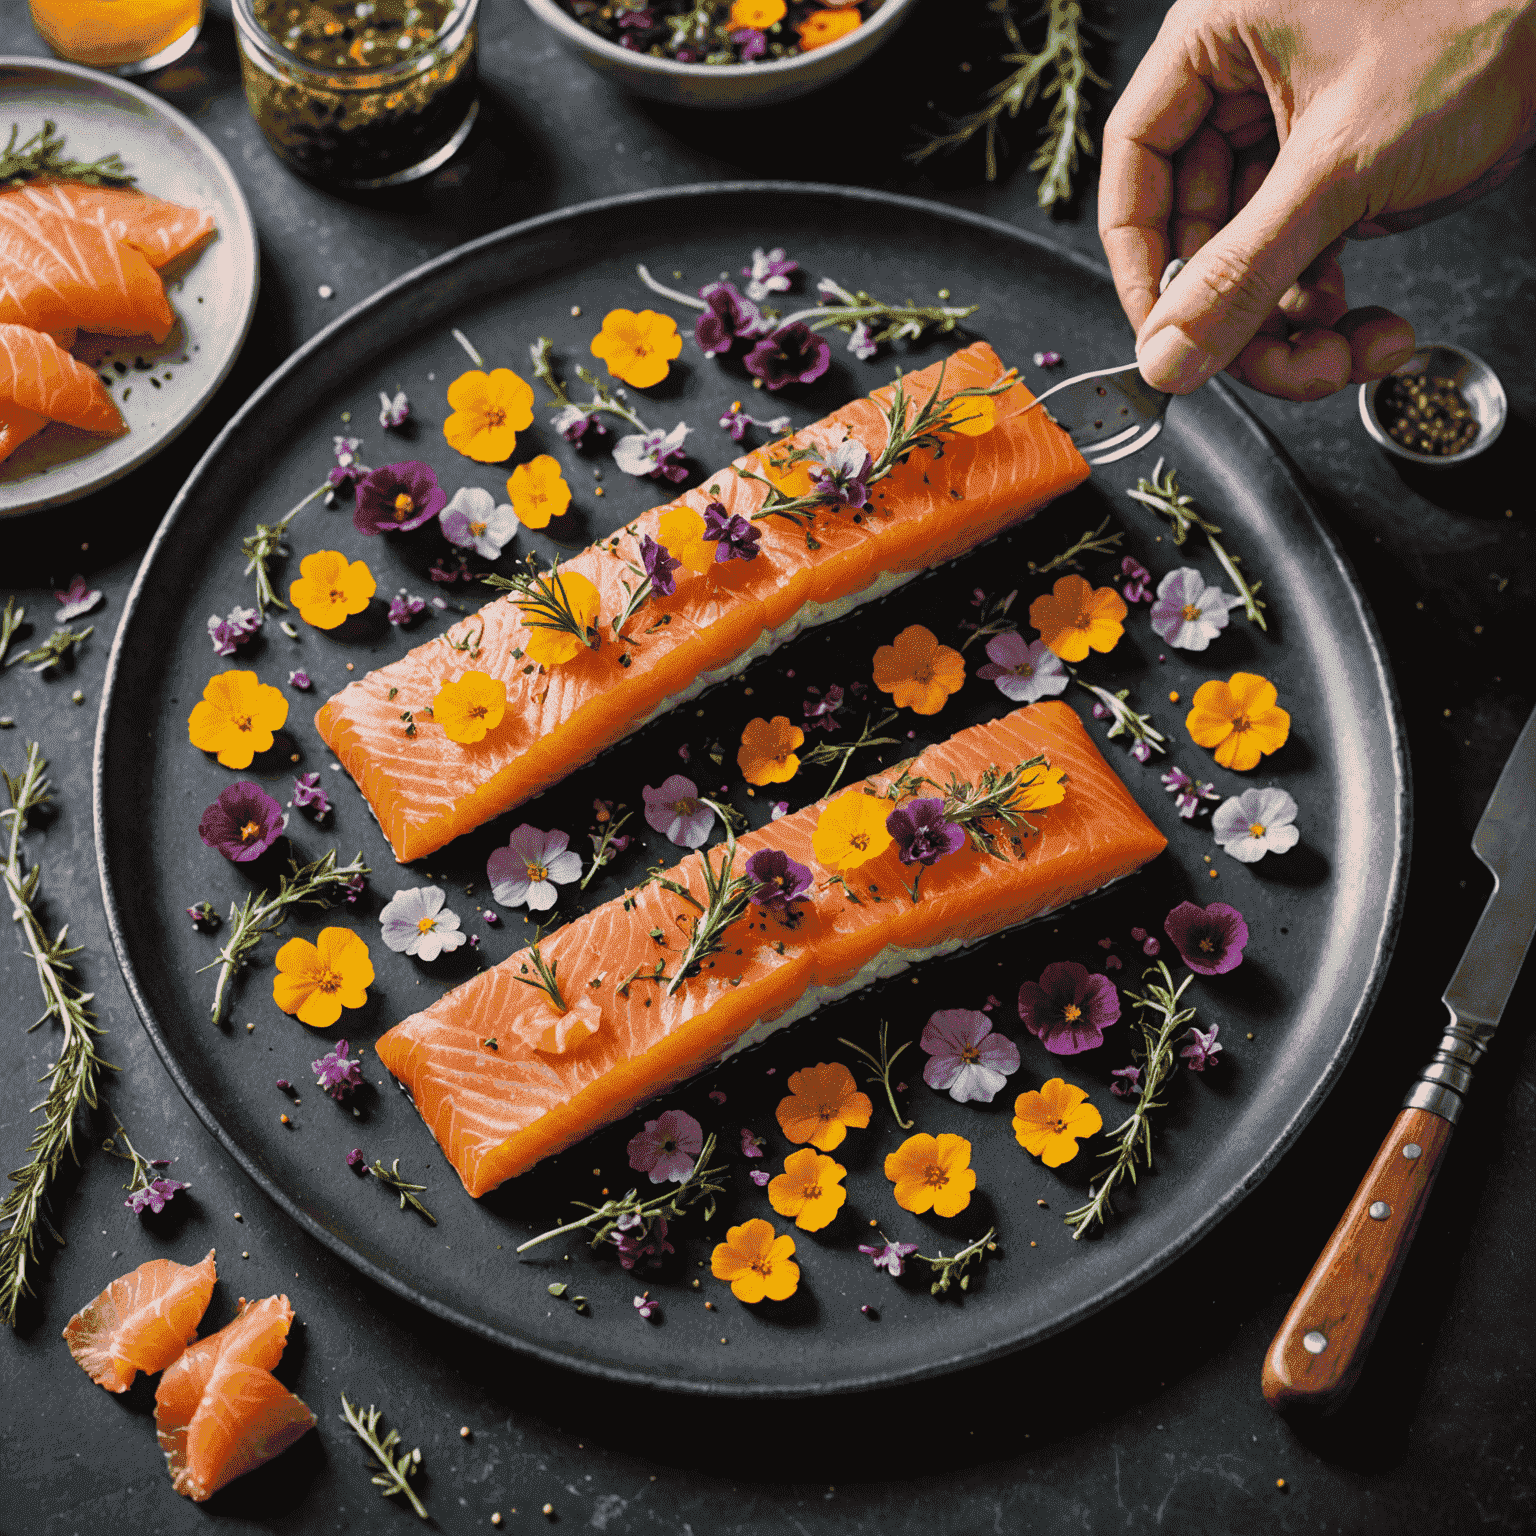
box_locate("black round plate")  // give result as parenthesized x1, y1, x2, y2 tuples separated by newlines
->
(95, 184, 1407, 1396)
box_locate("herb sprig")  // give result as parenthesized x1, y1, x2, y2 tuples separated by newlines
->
(917, 1227, 998, 1295)
(799, 708, 904, 795)
(0, 599, 24, 668)
(1026, 516, 1123, 577)
(938, 755, 1053, 855)
(529, 335, 650, 434)
(367, 1158, 436, 1225)
(509, 942, 568, 1013)
(582, 806, 633, 889)
(1071, 674, 1166, 759)
(665, 832, 755, 999)
(0, 120, 135, 189)
(957, 588, 1018, 652)
(340, 1394, 430, 1520)
(5, 625, 91, 673)
(836, 1020, 914, 1130)
(242, 484, 330, 616)
(484, 557, 601, 652)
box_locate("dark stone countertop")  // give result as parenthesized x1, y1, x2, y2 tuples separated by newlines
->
(2, 2, 1532, 1531)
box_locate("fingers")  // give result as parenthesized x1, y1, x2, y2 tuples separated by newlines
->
(1336, 306, 1416, 382)
(1224, 306, 1415, 401)
(1171, 125, 1233, 258)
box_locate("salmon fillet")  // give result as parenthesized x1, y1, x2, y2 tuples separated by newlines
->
(0, 182, 216, 269)
(376, 701, 1166, 1197)
(317, 341, 1090, 864)
(0, 322, 126, 462)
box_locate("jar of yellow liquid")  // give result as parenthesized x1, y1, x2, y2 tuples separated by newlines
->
(29, 0, 205, 76)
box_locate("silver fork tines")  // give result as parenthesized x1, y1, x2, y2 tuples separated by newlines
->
(1019, 361, 1173, 467)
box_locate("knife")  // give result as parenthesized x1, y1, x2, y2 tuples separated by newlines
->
(1262, 705, 1536, 1412)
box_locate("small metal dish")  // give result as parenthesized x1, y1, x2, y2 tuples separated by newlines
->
(1358, 342, 1506, 468)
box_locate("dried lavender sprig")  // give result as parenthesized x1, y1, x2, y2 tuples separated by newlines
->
(340, 1394, 430, 1519)
(242, 483, 331, 616)
(0, 120, 135, 188)
(529, 336, 650, 434)
(1026, 516, 1123, 577)
(916, 1226, 998, 1294)
(5, 625, 91, 673)
(368, 1158, 436, 1225)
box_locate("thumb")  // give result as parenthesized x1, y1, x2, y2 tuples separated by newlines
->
(1135, 126, 1364, 393)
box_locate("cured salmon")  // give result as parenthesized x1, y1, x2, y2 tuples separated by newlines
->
(62, 1248, 217, 1393)
(0, 323, 126, 462)
(154, 1293, 316, 1502)
(0, 182, 216, 269)
(377, 701, 1166, 1197)
(317, 341, 1090, 864)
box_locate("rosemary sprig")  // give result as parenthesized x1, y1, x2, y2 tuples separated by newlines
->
(0, 598, 24, 667)
(917, 1227, 997, 1295)
(0, 120, 135, 189)
(1, 743, 112, 1326)
(937, 754, 1053, 855)
(666, 833, 755, 999)
(1125, 459, 1267, 629)
(368, 1158, 436, 1225)
(799, 708, 904, 795)
(242, 483, 330, 615)
(484, 557, 601, 652)
(836, 1021, 914, 1130)
(958, 587, 1018, 652)
(201, 849, 370, 1025)
(1071, 674, 1167, 758)
(1026, 516, 1123, 577)
(339, 1394, 430, 1519)
(529, 336, 649, 434)
(6, 625, 91, 672)
(1066, 962, 1193, 1238)
(509, 942, 568, 1012)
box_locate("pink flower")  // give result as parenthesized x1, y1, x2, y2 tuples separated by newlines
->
(858, 1237, 918, 1276)
(313, 1039, 363, 1100)
(642, 774, 715, 848)
(919, 1009, 1020, 1103)
(1110, 1065, 1142, 1098)
(1164, 901, 1249, 975)
(1180, 1023, 1222, 1071)
(740, 1127, 765, 1159)
(976, 632, 1068, 704)
(55, 574, 103, 621)
(487, 825, 582, 912)
(1017, 961, 1121, 1055)
(626, 1110, 703, 1184)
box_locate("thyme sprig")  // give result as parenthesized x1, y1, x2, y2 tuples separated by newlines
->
(799, 708, 904, 795)
(917, 1227, 998, 1295)
(1026, 516, 1123, 577)
(896, 754, 1053, 856)
(0, 598, 24, 667)
(1, 743, 112, 1326)
(1125, 459, 1267, 629)
(6, 625, 91, 672)
(509, 942, 567, 1012)
(368, 1158, 436, 1225)
(836, 1020, 914, 1130)
(201, 849, 370, 1025)
(1071, 674, 1166, 758)
(1066, 962, 1193, 1238)
(484, 557, 601, 652)
(529, 336, 650, 434)
(340, 1394, 430, 1519)
(958, 587, 1018, 652)
(102, 1119, 177, 1201)
(242, 483, 330, 615)
(0, 120, 135, 189)
(666, 830, 755, 999)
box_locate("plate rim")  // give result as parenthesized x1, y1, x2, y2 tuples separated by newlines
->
(93, 180, 1411, 1396)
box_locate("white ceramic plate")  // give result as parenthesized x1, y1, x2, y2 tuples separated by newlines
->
(0, 55, 258, 515)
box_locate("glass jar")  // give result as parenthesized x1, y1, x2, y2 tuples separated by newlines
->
(29, 0, 205, 76)
(231, 0, 479, 190)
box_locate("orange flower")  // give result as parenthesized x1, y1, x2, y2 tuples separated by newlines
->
(1029, 575, 1128, 662)
(1015, 762, 1068, 812)
(710, 1218, 799, 1303)
(1186, 672, 1290, 771)
(272, 927, 374, 1029)
(884, 1132, 976, 1217)
(755, 449, 816, 499)
(768, 1148, 847, 1232)
(1012, 1077, 1102, 1167)
(811, 789, 893, 872)
(432, 670, 507, 745)
(443, 368, 534, 463)
(797, 7, 861, 48)
(520, 569, 601, 668)
(590, 309, 682, 389)
(656, 506, 715, 575)
(871, 624, 966, 715)
(738, 716, 804, 785)
(942, 392, 997, 437)
(729, 0, 784, 23)
(288, 548, 376, 631)
(187, 670, 289, 770)
(506, 454, 571, 529)
(775, 1061, 872, 1151)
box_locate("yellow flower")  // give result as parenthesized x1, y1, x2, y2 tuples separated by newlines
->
(1029, 574, 1128, 662)
(711, 1218, 799, 1303)
(590, 309, 682, 389)
(272, 927, 374, 1029)
(775, 1061, 872, 1151)
(443, 368, 534, 463)
(738, 716, 804, 785)
(729, 0, 784, 23)
(656, 506, 715, 575)
(507, 454, 571, 530)
(187, 670, 289, 770)
(755, 449, 816, 499)
(1015, 762, 1068, 812)
(871, 624, 966, 715)
(1012, 1077, 1102, 1167)
(288, 548, 376, 631)
(797, 7, 861, 48)
(942, 392, 997, 436)
(812, 789, 893, 872)
(520, 569, 601, 668)
(1186, 672, 1291, 771)
(432, 670, 507, 745)
(884, 1132, 976, 1217)
(768, 1148, 847, 1232)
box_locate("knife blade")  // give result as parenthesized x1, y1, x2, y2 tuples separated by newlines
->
(1263, 705, 1536, 1412)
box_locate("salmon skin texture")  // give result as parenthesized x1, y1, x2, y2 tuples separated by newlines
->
(0, 181, 216, 269)
(376, 701, 1167, 1197)
(317, 342, 1090, 864)
(0, 322, 126, 461)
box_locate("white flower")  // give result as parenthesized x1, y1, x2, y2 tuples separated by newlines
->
(487, 824, 583, 911)
(612, 420, 690, 479)
(744, 246, 795, 303)
(1149, 567, 1243, 651)
(847, 321, 878, 360)
(1212, 787, 1300, 862)
(379, 885, 466, 960)
(440, 486, 518, 560)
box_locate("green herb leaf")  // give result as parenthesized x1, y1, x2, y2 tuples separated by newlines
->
(340, 1394, 429, 1520)
(0, 120, 135, 189)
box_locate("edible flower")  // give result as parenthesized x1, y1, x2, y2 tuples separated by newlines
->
(886, 797, 965, 868)
(520, 569, 601, 667)
(188, 670, 289, 769)
(1150, 568, 1242, 651)
(388, 592, 427, 626)
(742, 245, 798, 303)
(858, 1235, 918, 1276)
(1180, 1023, 1222, 1071)
(1011, 1078, 1102, 1166)
(740, 1127, 765, 1159)
(633, 1294, 659, 1321)
(187, 901, 220, 930)
(612, 1214, 673, 1271)
(656, 506, 715, 575)
(768, 1148, 847, 1232)
(1164, 900, 1249, 974)
(432, 670, 507, 745)
(54, 574, 103, 621)
(552, 403, 606, 446)
(206, 605, 261, 657)
(809, 435, 874, 508)
(487, 824, 583, 911)
(378, 885, 466, 960)
(272, 927, 374, 1028)
(1017, 961, 1121, 1055)
(940, 393, 996, 437)
(1120, 556, 1153, 603)
(720, 400, 790, 442)
(289, 549, 376, 630)
(613, 422, 691, 483)
(975, 632, 1068, 703)
(379, 389, 410, 429)
(1186, 672, 1289, 771)
(920, 1009, 1020, 1104)
(755, 449, 817, 499)
(346, 1147, 366, 1172)
(731, 26, 768, 59)
(812, 789, 893, 872)
(640, 535, 680, 597)
(744, 322, 831, 391)
(627, 1109, 704, 1184)
(1161, 765, 1219, 819)
(695, 279, 765, 356)
(643, 773, 715, 848)
(847, 320, 878, 360)
(443, 368, 535, 462)
(1029, 575, 1128, 662)
(506, 454, 572, 529)
(354, 460, 446, 534)
(803, 683, 845, 732)
(798, 8, 861, 49)
(197, 781, 285, 863)
(872, 624, 966, 715)
(702, 500, 761, 561)
(1110, 1064, 1142, 1098)
(313, 1038, 363, 1100)
(729, 0, 785, 29)
(711, 1218, 799, 1303)
(127, 1175, 188, 1215)
(1212, 786, 1300, 862)
(590, 308, 682, 388)
(738, 716, 804, 784)
(775, 1061, 872, 1151)
(884, 1131, 976, 1217)
(745, 848, 813, 918)
(328, 435, 369, 489)
(288, 670, 312, 690)
(441, 486, 519, 558)
(290, 771, 331, 820)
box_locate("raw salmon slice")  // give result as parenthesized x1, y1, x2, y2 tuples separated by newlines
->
(0, 323, 126, 461)
(62, 1248, 217, 1393)
(318, 342, 1091, 863)
(155, 1293, 316, 1502)
(0, 182, 216, 269)
(377, 701, 1167, 1196)
(0, 198, 174, 341)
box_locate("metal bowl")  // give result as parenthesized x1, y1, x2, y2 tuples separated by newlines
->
(1358, 342, 1506, 468)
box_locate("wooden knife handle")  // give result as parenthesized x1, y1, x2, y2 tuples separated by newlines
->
(1262, 1106, 1455, 1413)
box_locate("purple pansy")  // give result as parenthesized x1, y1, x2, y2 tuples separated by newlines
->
(1149, 567, 1243, 651)
(702, 500, 761, 562)
(379, 389, 410, 429)
(743, 246, 797, 303)
(1017, 961, 1121, 1055)
(694, 280, 766, 356)
(290, 771, 331, 820)
(55, 575, 103, 621)
(206, 604, 262, 657)
(640, 535, 680, 598)
(858, 1237, 919, 1277)
(803, 684, 844, 732)
(627, 1109, 703, 1185)
(379, 885, 467, 959)
(886, 797, 965, 868)
(1111, 1064, 1142, 1098)
(487, 826, 583, 912)
(388, 592, 427, 626)
(744, 323, 831, 391)
(328, 435, 370, 489)
(847, 321, 878, 361)
(127, 1176, 188, 1215)
(354, 460, 446, 535)
(719, 401, 790, 443)
(552, 403, 607, 446)
(769, 800, 789, 820)
(810, 435, 874, 509)
(1161, 765, 1219, 819)
(440, 486, 519, 560)
(313, 1038, 364, 1101)
(613, 421, 691, 482)
(288, 669, 312, 690)
(1180, 1023, 1222, 1071)
(198, 782, 285, 864)
(975, 632, 1069, 704)
(919, 1008, 1021, 1104)
(642, 775, 715, 849)
(1121, 556, 1153, 604)
(745, 848, 812, 918)
(1212, 787, 1300, 863)
(1163, 900, 1249, 975)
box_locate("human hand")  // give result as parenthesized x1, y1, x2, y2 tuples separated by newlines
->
(1099, 0, 1536, 400)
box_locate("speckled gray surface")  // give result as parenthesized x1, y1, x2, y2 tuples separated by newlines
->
(2, 1, 1533, 1531)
